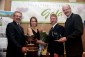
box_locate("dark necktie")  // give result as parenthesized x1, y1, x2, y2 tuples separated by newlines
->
(51, 27, 53, 31)
(17, 24, 22, 31)
(50, 27, 53, 36)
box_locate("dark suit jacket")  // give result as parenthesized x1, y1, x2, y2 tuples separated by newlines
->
(65, 13, 83, 56)
(6, 21, 26, 57)
(47, 24, 65, 55)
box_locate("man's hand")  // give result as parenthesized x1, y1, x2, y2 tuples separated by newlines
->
(21, 47, 28, 53)
(54, 37, 67, 42)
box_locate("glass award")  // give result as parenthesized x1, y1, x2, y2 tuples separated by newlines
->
(52, 32, 62, 40)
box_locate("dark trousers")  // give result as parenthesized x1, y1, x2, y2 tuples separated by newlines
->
(26, 51, 38, 57)
(50, 53, 54, 57)
(66, 55, 82, 57)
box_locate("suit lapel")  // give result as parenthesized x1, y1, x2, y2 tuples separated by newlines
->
(49, 24, 58, 36)
(65, 13, 74, 28)
(17, 24, 23, 33)
(49, 27, 53, 36)
(12, 21, 23, 34)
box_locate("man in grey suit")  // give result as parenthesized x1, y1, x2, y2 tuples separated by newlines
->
(57, 5, 84, 57)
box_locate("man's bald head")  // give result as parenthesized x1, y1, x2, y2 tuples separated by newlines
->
(62, 4, 72, 17)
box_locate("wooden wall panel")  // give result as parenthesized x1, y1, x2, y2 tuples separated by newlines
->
(21, 23, 52, 34)
(21, 23, 64, 34)
(77, 0, 85, 2)
(4, 0, 11, 11)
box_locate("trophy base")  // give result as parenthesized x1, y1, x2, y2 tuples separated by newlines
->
(27, 44, 34, 45)
(26, 44, 38, 52)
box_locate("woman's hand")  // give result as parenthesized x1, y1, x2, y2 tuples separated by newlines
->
(36, 40, 47, 46)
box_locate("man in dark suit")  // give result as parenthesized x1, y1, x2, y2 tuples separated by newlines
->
(57, 5, 84, 57)
(47, 14, 65, 57)
(6, 11, 28, 57)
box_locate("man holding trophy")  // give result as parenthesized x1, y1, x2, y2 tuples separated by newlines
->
(47, 14, 65, 57)
(6, 11, 28, 57)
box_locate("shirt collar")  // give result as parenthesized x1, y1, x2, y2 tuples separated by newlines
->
(67, 13, 72, 19)
(52, 23, 57, 28)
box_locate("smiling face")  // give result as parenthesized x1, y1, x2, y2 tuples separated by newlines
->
(30, 17, 38, 27)
(62, 5, 72, 17)
(13, 11, 22, 23)
(50, 14, 57, 25)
